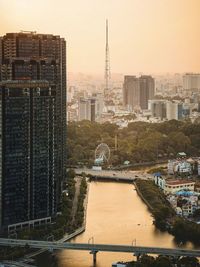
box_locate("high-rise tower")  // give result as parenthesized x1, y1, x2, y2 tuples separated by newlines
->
(104, 19, 111, 98)
(123, 75, 155, 111)
(0, 32, 66, 231)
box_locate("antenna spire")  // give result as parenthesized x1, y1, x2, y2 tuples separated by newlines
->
(104, 19, 111, 98)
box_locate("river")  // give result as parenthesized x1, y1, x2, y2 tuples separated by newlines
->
(37, 181, 193, 267)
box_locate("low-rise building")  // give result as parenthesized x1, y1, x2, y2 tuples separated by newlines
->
(168, 159, 192, 175)
(168, 193, 200, 217)
(164, 180, 195, 194)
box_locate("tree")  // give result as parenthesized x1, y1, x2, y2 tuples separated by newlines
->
(154, 255, 172, 267)
(177, 256, 199, 267)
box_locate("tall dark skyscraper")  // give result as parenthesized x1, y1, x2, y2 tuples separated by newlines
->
(123, 75, 155, 111)
(139, 75, 155, 110)
(123, 76, 140, 111)
(0, 32, 66, 230)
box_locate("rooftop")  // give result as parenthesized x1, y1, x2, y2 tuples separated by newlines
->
(166, 180, 195, 186)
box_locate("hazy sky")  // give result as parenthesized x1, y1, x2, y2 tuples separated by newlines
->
(1, 0, 200, 74)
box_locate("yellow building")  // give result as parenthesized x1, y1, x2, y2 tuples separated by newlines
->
(164, 180, 195, 194)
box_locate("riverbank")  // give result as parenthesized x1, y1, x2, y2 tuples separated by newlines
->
(115, 254, 200, 267)
(26, 179, 90, 260)
(0, 173, 90, 263)
(135, 179, 200, 246)
(134, 180, 175, 231)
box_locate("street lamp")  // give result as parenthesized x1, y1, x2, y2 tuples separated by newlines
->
(132, 238, 136, 246)
(88, 236, 94, 244)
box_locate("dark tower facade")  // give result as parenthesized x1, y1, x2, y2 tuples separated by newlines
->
(0, 32, 66, 230)
(123, 75, 155, 111)
(139, 75, 155, 110)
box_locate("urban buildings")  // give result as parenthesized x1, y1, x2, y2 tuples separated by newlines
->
(78, 93, 104, 122)
(123, 76, 140, 111)
(123, 75, 155, 111)
(166, 101, 183, 120)
(164, 180, 195, 195)
(0, 32, 66, 230)
(148, 99, 167, 120)
(0, 80, 56, 230)
(139, 75, 155, 109)
(78, 97, 96, 121)
(183, 73, 200, 92)
(148, 99, 195, 121)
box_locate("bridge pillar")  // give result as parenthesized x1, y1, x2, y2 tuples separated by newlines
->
(48, 247, 53, 252)
(90, 250, 98, 265)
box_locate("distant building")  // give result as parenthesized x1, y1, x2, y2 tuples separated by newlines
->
(139, 75, 155, 109)
(168, 159, 192, 175)
(78, 93, 104, 122)
(166, 101, 183, 120)
(78, 97, 96, 121)
(123, 75, 155, 111)
(123, 76, 140, 111)
(92, 92, 104, 120)
(148, 99, 167, 120)
(183, 73, 200, 92)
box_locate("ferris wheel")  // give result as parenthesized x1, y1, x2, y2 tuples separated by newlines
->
(94, 143, 110, 165)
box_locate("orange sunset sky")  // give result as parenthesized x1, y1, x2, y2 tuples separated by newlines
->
(1, 0, 200, 74)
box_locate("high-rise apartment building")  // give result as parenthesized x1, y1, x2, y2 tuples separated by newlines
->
(166, 101, 183, 121)
(148, 99, 167, 120)
(78, 98, 96, 122)
(0, 81, 56, 230)
(123, 75, 155, 111)
(139, 75, 155, 110)
(0, 32, 66, 230)
(123, 76, 140, 111)
(183, 73, 200, 92)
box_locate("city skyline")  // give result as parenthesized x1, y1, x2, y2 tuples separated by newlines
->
(1, 0, 200, 75)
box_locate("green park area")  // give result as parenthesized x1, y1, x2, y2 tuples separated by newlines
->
(67, 119, 200, 167)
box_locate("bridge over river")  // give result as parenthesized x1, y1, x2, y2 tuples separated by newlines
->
(0, 238, 200, 265)
(74, 168, 152, 182)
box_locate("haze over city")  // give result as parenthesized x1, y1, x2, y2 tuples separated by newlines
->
(2, 1, 200, 267)
(1, 0, 200, 74)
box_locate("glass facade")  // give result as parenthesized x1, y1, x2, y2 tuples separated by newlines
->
(0, 32, 66, 228)
(0, 81, 56, 227)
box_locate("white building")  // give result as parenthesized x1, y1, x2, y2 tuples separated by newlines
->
(174, 161, 192, 174)
(168, 159, 192, 175)
(166, 101, 183, 120)
(78, 97, 96, 121)
(164, 180, 195, 194)
(154, 175, 165, 190)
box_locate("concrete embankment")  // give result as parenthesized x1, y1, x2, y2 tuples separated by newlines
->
(25, 181, 90, 259)
(134, 181, 154, 212)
